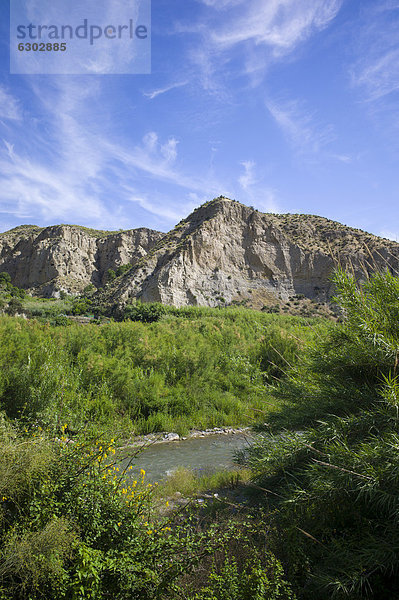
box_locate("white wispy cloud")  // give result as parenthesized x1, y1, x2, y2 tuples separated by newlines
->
(181, 0, 343, 88)
(345, 3, 399, 147)
(207, 0, 342, 53)
(238, 160, 256, 190)
(0, 79, 111, 225)
(126, 193, 189, 223)
(331, 154, 352, 164)
(161, 138, 179, 164)
(235, 159, 280, 212)
(354, 49, 399, 101)
(143, 81, 188, 100)
(0, 87, 22, 121)
(0, 78, 227, 230)
(107, 137, 218, 194)
(0, 143, 109, 224)
(253, 191, 280, 214)
(351, 4, 399, 106)
(265, 98, 335, 154)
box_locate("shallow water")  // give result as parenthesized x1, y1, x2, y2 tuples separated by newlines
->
(120, 433, 253, 482)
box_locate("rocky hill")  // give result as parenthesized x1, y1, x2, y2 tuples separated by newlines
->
(0, 224, 164, 296)
(1, 197, 398, 306)
(101, 197, 399, 309)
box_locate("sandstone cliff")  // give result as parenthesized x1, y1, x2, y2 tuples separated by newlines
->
(1, 198, 398, 306)
(0, 224, 164, 296)
(104, 197, 399, 308)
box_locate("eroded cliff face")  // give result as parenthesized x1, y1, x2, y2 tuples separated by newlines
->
(1, 198, 399, 305)
(0, 225, 164, 296)
(107, 198, 399, 308)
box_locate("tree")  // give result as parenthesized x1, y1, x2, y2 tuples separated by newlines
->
(6, 298, 23, 316)
(123, 302, 167, 323)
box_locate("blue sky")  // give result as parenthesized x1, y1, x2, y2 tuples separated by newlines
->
(0, 0, 399, 239)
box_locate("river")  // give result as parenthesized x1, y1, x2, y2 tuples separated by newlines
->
(120, 432, 253, 483)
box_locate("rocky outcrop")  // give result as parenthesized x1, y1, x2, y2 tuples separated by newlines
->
(0, 224, 164, 296)
(106, 198, 399, 308)
(1, 198, 399, 304)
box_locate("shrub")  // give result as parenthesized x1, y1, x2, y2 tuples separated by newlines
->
(246, 268, 399, 598)
(71, 298, 92, 316)
(0, 272, 11, 284)
(116, 264, 132, 277)
(107, 268, 116, 281)
(123, 302, 167, 323)
(83, 284, 95, 295)
(6, 298, 23, 316)
(0, 420, 227, 600)
(181, 520, 296, 600)
(0, 309, 324, 434)
(53, 315, 70, 327)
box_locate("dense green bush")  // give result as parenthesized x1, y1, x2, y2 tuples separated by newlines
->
(123, 302, 167, 323)
(184, 533, 295, 600)
(0, 420, 210, 599)
(0, 272, 26, 304)
(0, 419, 294, 600)
(53, 315, 70, 327)
(5, 297, 23, 316)
(246, 269, 399, 598)
(72, 298, 93, 316)
(0, 309, 324, 435)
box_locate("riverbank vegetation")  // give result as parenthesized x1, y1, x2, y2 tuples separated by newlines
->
(154, 465, 251, 500)
(0, 418, 295, 600)
(0, 307, 326, 436)
(3, 267, 399, 598)
(243, 268, 399, 598)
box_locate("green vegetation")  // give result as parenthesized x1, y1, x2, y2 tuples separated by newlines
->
(107, 268, 116, 282)
(0, 272, 26, 300)
(154, 466, 251, 499)
(64, 224, 128, 238)
(20, 296, 74, 322)
(184, 543, 295, 600)
(0, 308, 324, 435)
(0, 276, 76, 323)
(122, 301, 168, 322)
(116, 263, 132, 277)
(244, 268, 399, 598)
(0, 224, 43, 237)
(0, 420, 295, 600)
(5, 262, 399, 597)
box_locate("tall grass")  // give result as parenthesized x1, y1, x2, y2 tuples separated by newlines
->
(0, 308, 325, 435)
(154, 466, 251, 499)
(245, 268, 399, 599)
